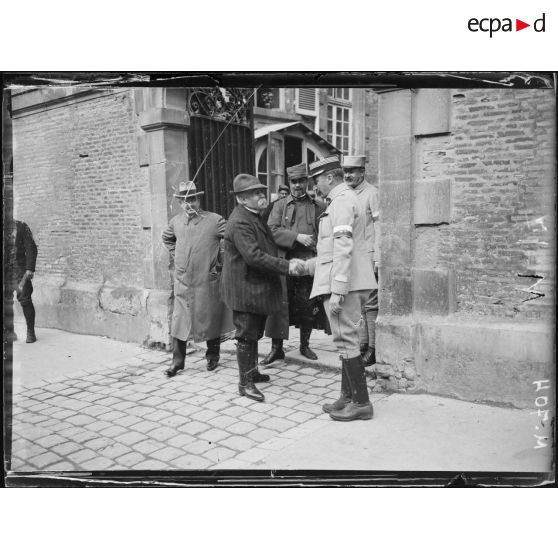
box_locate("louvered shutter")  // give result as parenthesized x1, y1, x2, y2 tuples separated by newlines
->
(295, 88, 318, 115)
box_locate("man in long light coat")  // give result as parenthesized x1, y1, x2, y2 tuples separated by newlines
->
(342, 155, 380, 367)
(302, 157, 376, 421)
(162, 181, 231, 377)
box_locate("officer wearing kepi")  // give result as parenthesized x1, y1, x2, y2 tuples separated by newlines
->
(342, 155, 380, 367)
(301, 156, 376, 421)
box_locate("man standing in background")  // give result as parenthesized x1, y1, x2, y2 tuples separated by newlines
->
(10, 220, 38, 343)
(342, 155, 380, 368)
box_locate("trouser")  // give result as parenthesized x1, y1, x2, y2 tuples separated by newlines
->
(358, 288, 378, 347)
(232, 311, 267, 381)
(324, 290, 370, 360)
(15, 276, 35, 332)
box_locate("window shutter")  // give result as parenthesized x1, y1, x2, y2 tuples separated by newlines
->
(296, 88, 318, 115)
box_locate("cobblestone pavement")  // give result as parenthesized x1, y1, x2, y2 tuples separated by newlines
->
(10, 345, 340, 471)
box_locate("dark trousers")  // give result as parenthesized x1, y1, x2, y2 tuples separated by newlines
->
(15, 276, 34, 306)
(171, 337, 221, 369)
(232, 311, 267, 343)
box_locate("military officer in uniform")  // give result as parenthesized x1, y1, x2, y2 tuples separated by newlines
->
(162, 182, 232, 377)
(302, 156, 376, 421)
(342, 155, 380, 367)
(220, 174, 304, 402)
(261, 162, 327, 365)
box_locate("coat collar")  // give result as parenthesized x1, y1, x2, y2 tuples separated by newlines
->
(326, 182, 350, 204)
(182, 209, 207, 225)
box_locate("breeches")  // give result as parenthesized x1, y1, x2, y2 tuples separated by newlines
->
(14, 276, 33, 306)
(324, 290, 370, 359)
(233, 311, 267, 343)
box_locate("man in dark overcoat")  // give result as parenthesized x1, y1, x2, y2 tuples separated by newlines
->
(261, 162, 328, 365)
(162, 181, 232, 377)
(220, 174, 304, 402)
(9, 220, 38, 343)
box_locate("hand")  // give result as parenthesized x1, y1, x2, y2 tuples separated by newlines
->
(329, 293, 344, 315)
(288, 259, 306, 276)
(296, 234, 314, 248)
(24, 270, 34, 280)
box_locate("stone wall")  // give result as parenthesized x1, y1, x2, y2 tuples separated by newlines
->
(11, 88, 168, 345)
(374, 88, 555, 408)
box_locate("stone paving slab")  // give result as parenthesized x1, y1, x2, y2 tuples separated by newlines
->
(9, 347, 339, 472)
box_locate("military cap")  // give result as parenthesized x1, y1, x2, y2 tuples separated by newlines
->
(308, 156, 341, 177)
(341, 155, 366, 168)
(286, 162, 308, 180)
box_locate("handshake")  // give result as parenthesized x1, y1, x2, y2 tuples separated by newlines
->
(288, 258, 308, 276)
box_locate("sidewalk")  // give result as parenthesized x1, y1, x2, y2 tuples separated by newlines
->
(6, 323, 553, 473)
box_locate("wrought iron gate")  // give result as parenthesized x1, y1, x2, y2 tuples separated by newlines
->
(187, 88, 255, 218)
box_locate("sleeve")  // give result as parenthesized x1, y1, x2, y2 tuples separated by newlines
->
(22, 222, 38, 271)
(216, 216, 226, 270)
(305, 257, 317, 277)
(268, 199, 298, 249)
(161, 220, 177, 256)
(330, 197, 355, 295)
(370, 188, 380, 263)
(232, 220, 290, 276)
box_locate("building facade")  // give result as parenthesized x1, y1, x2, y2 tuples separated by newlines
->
(6, 85, 555, 407)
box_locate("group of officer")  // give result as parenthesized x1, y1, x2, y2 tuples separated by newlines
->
(162, 154, 380, 422)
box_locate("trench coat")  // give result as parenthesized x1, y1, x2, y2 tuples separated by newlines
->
(265, 195, 330, 338)
(162, 210, 233, 342)
(220, 204, 289, 316)
(307, 183, 376, 298)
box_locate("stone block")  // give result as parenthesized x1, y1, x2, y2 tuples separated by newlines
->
(98, 286, 143, 316)
(412, 268, 456, 315)
(414, 179, 452, 224)
(380, 226, 412, 268)
(137, 134, 149, 167)
(379, 90, 412, 137)
(414, 227, 441, 268)
(379, 268, 413, 315)
(139, 107, 190, 131)
(413, 90, 451, 135)
(380, 136, 412, 181)
(380, 180, 411, 224)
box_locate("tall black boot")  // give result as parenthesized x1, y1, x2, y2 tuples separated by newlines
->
(260, 338, 285, 365)
(165, 337, 186, 377)
(299, 327, 317, 360)
(250, 343, 270, 383)
(22, 302, 36, 343)
(237, 340, 264, 402)
(322, 361, 351, 413)
(205, 338, 220, 371)
(329, 356, 373, 421)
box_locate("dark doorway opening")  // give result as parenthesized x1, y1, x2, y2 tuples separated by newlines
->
(284, 136, 303, 179)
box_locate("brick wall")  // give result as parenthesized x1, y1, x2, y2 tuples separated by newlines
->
(413, 88, 555, 320)
(13, 89, 147, 288)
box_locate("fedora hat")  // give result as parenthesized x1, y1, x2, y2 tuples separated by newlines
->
(308, 156, 341, 177)
(232, 174, 268, 194)
(341, 155, 366, 168)
(173, 181, 204, 199)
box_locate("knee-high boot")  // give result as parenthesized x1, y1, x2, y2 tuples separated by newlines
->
(250, 343, 270, 382)
(322, 361, 351, 413)
(165, 337, 186, 377)
(329, 356, 373, 421)
(299, 326, 317, 360)
(22, 302, 36, 343)
(237, 340, 264, 402)
(260, 338, 285, 365)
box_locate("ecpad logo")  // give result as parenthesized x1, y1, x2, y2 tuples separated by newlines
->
(468, 13, 546, 37)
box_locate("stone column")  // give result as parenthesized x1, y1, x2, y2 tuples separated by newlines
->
(136, 88, 190, 346)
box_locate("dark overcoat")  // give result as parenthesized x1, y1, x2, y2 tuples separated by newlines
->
(162, 210, 233, 342)
(220, 204, 289, 316)
(264, 196, 329, 338)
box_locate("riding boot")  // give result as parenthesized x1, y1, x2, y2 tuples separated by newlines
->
(299, 327, 317, 360)
(250, 342, 270, 383)
(22, 302, 37, 343)
(205, 338, 220, 371)
(237, 340, 264, 402)
(165, 337, 186, 377)
(329, 356, 373, 421)
(322, 361, 352, 413)
(260, 338, 285, 365)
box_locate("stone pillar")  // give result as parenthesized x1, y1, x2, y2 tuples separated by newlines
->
(136, 88, 190, 346)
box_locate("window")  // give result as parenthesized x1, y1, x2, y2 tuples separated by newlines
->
(327, 88, 351, 102)
(327, 105, 351, 154)
(256, 88, 282, 110)
(257, 147, 268, 185)
(295, 88, 318, 116)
